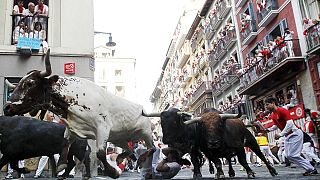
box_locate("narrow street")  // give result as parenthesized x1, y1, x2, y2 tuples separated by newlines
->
(2, 164, 319, 179)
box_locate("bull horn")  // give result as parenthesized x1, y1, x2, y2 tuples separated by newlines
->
(40, 48, 52, 77)
(177, 112, 193, 116)
(142, 110, 161, 117)
(5, 79, 16, 90)
(220, 113, 240, 121)
(184, 117, 201, 125)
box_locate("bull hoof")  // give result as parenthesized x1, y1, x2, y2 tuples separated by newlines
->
(104, 169, 120, 179)
(82, 176, 90, 180)
(216, 173, 225, 179)
(229, 170, 235, 177)
(247, 171, 255, 179)
(57, 164, 67, 173)
(57, 176, 66, 180)
(19, 167, 30, 174)
(193, 173, 202, 179)
(269, 167, 278, 176)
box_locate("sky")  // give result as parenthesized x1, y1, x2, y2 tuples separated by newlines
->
(94, 0, 190, 111)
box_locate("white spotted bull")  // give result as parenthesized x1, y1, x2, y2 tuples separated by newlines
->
(3, 49, 154, 179)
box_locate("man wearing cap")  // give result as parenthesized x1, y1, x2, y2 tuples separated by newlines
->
(265, 97, 317, 176)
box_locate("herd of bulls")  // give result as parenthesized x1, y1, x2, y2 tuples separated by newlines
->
(1, 49, 277, 179)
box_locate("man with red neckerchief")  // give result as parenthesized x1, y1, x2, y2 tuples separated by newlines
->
(265, 97, 317, 176)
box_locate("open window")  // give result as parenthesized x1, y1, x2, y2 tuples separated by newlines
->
(11, 0, 49, 51)
(3, 78, 21, 104)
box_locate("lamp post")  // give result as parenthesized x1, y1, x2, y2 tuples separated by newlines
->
(94, 31, 116, 47)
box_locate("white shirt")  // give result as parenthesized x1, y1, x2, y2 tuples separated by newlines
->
(35, 4, 49, 16)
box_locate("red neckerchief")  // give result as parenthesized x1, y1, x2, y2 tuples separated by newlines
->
(38, 4, 44, 13)
(19, 5, 24, 13)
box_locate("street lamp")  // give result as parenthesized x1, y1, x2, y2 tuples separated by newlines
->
(94, 31, 116, 47)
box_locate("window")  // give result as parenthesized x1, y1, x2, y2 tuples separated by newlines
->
(12, 0, 49, 46)
(300, 0, 320, 19)
(3, 78, 21, 104)
(115, 70, 122, 77)
(115, 86, 125, 97)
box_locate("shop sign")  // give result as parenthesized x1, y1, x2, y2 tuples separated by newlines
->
(64, 63, 76, 75)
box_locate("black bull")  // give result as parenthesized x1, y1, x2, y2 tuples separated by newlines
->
(143, 108, 277, 179)
(0, 116, 91, 178)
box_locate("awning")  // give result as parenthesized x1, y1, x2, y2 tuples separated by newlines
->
(238, 57, 306, 96)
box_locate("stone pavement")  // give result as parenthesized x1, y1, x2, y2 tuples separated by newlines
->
(1, 164, 319, 179)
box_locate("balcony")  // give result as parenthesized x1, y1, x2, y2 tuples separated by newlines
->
(238, 40, 305, 96)
(210, 14, 222, 30)
(178, 41, 191, 68)
(196, 30, 204, 44)
(191, 81, 212, 104)
(224, 29, 237, 50)
(205, 23, 215, 40)
(236, 0, 249, 8)
(241, 20, 258, 45)
(306, 22, 320, 54)
(12, 14, 49, 53)
(199, 56, 208, 69)
(211, 64, 240, 97)
(215, 39, 227, 59)
(217, 0, 231, 19)
(191, 39, 197, 52)
(257, 0, 279, 27)
(208, 50, 219, 68)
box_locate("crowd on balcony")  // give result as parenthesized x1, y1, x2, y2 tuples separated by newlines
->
(237, 28, 296, 90)
(240, 12, 252, 33)
(303, 15, 320, 49)
(212, 56, 240, 91)
(217, 94, 242, 113)
(12, 0, 49, 49)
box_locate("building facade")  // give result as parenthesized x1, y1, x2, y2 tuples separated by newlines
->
(151, 0, 243, 116)
(94, 46, 137, 102)
(0, 0, 95, 113)
(151, 0, 320, 138)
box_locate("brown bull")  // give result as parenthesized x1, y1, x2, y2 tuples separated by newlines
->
(143, 108, 278, 179)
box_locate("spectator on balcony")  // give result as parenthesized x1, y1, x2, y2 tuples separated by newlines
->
(274, 36, 286, 63)
(303, 18, 318, 36)
(24, 2, 36, 16)
(241, 13, 251, 33)
(13, 0, 25, 27)
(29, 22, 48, 53)
(35, 0, 49, 31)
(13, 18, 29, 44)
(35, 0, 49, 16)
(283, 28, 295, 57)
(23, 2, 36, 30)
(256, 0, 267, 13)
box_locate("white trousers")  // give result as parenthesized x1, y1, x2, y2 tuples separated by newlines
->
(35, 155, 75, 176)
(257, 146, 279, 165)
(277, 146, 286, 163)
(302, 142, 320, 163)
(285, 129, 314, 172)
(8, 160, 25, 174)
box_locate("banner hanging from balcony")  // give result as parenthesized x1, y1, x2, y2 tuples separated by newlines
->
(16, 37, 41, 50)
(64, 63, 76, 75)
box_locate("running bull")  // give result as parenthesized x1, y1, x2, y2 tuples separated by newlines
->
(143, 108, 278, 179)
(3, 49, 154, 178)
(0, 116, 91, 179)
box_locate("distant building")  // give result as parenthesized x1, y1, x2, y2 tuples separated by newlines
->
(94, 46, 137, 102)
